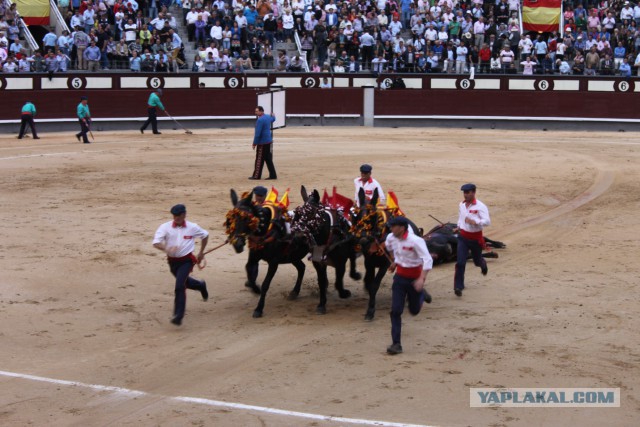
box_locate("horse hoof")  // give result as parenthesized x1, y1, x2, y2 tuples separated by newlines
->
(316, 306, 327, 315)
(287, 291, 299, 301)
(252, 310, 263, 318)
(339, 289, 352, 299)
(364, 313, 374, 321)
(350, 272, 362, 281)
(245, 281, 261, 294)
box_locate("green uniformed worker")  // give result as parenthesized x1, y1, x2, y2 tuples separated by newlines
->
(140, 89, 165, 135)
(18, 101, 39, 140)
(75, 96, 91, 144)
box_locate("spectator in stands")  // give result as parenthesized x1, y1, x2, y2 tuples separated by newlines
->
(56, 49, 70, 72)
(521, 56, 537, 75)
(585, 45, 600, 72)
(238, 50, 253, 70)
(455, 41, 468, 74)
(288, 53, 304, 71)
(218, 49, 232, 71)
(129, 49, 141, 71)
(141, 51, 155, 71)
(43, 28, 58, 54)
(600, 53, 614, 75)
(478, 42, 491, 73)
(84, 39, 101, 71)
(572, 50, 585, 74)
(83, 6, 95, 34)
(192, 53, 204, 72)
(558, 59, 571, 74)
(31, 49, 45, 72)
(619, 57, 631, 77)
(18, 55, 31, 72)
(45, 50, 58, 72)
(204, 51, 217, 71)
(8, 37, 21, 57)
(534, 35, 548, 64)
(499, 43, 514, 71)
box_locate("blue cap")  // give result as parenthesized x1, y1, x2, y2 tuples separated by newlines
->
(80, 96, 88, 100)
(170, 204, 186, 215)
(387, 216, 409, 227)
(156, 88, 163, 96)
(360, 164, 372, 173)
(460, 183, 476, 192)
(253, 186, 268, 197)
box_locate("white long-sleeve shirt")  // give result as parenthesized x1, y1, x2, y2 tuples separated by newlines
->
(153, 220, 208, 258)
(385, 231, 433, 271)
(354, 177, 386, 207)
(457, 198, 491, 233)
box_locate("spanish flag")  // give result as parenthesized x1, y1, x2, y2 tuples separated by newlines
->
(265, 186, 278, 205)
(386, 191, 404, 216)
(278, 188, 290, 209)
(522, 0, 561, 33)
(15, 0, 50, 26)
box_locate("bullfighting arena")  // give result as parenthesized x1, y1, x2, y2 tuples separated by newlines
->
(0, 127, 638, 427)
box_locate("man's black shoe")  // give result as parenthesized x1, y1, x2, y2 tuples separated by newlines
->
(140, 128, 144, 134)
(153, 131, 162, 134)
(454, 288, 462, 297)
(170, 316, 182, 326)
(481, 264, 488, 276)
(423, 289, 432, 304)
(387, 343, 403, 355)
(76, 134, 81, 142)
(34, 137, 40, 139)
(265, 177, 277, 180)
(248, 177, 259, 180)
(201, 281, 208, 301)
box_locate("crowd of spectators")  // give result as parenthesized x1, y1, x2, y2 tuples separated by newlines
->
(1, 0, 640, 76)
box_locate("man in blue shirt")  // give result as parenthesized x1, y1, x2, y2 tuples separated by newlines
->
(619, 57, 632, 77)
(249, 106, 277, 180)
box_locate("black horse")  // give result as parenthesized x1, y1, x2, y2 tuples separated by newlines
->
(289, 186, 361, 314)
(226, 189, 309, 318)
(424, 222, 506, 265)
(350, 188, 420, 321)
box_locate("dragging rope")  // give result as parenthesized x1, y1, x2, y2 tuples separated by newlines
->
(197, 240, 228, 270)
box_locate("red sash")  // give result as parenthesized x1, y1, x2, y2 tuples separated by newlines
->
(396, 265, 422, 279)
(460, 229, 486, 249)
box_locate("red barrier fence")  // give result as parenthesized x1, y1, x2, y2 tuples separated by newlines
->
(1, 73, 638, 121)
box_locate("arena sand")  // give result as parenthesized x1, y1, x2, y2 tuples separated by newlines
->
(0, 127, 638, 427)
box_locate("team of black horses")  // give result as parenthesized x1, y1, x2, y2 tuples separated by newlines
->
(225, 186, 505, 319)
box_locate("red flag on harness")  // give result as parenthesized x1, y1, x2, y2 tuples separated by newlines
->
(322, 187, 353, 219)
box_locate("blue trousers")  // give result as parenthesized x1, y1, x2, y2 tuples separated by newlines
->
(169, 258, 206, 321)
(454, 235, 486, 291)
(390, 274, 425, 345)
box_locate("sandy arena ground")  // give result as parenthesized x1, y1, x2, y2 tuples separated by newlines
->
(0, 127, 638, 427)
